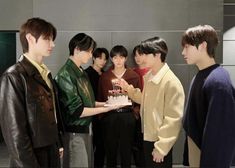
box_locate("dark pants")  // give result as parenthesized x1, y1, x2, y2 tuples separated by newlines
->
(103, 111, 136, 168)
(9, 144, 60, 168)
(143, 141, 172, 168)
(34, 144, 60, 168)
(10, 144, 60, 168)
(92, 116, 105, 168)
(132, 117, 145, 167)
(183, 135, 189, 166)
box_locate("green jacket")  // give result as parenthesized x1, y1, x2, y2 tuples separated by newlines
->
(55, 59, 95, 131)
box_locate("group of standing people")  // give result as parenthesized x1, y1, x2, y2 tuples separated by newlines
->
(0, 17, 235, 168)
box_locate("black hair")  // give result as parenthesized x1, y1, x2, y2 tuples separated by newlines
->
(69, 33, 97, 56)
(140, 37, 168, 62)
(110, 45, 128, 58)
(132, 45, 143, 57)
(93, 48, 109, 60)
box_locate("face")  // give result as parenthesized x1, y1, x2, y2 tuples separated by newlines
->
(134, 51, 146, 67)
(143, 53, 158, 69)
(182, 44, 201, 65)
(77, 49, 93, 64)
(111, 54, 126, 69)
(33, 35, 55, 57)
(93, 53, 107, 69)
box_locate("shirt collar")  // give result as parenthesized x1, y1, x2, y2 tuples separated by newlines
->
(146, 63, 170, 84)
(23, 55, 50, 76)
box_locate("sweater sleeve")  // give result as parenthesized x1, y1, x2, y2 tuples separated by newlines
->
(154, 80, 185, 156)
(200, 76, 235, 167)
(126, 84, 142, 104)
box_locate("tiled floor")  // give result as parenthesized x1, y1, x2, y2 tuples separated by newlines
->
(0, 143, 9, 167)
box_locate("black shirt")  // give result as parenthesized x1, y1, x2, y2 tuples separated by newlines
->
(85, 66, 101, 99)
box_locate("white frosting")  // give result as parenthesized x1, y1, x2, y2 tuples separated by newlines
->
(107, 94, 129, 105)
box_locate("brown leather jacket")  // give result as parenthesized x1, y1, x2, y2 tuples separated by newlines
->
(0, 56, 64, 168)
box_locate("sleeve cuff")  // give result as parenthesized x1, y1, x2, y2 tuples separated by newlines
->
(72, 105, 84, 118)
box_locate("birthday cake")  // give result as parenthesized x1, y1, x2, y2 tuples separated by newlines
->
(105, 90, 132, 106)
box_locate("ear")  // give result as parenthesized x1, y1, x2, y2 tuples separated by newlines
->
(25, 33, 35, 44)
(74, 47, 80, 55)
(75, 47, 80, 52)
(199, 41, 207, 51)
(154, 53, 161, 58)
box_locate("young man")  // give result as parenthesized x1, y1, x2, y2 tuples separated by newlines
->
(85, 48, 109, 168)
(0, 17, 64, 167)
(55, 33, 119, 168)
(182, 25, 235, 167)
(97, 45, 141, 168)
(85, 48, 109, 99)
(117, 37, 185, 167)
(133, 45, 150, 91)
(132, 45, 149, 167)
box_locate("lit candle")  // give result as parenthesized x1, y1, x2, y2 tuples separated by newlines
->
(111, 79, 116, 90)
(111, 79, 121, 91)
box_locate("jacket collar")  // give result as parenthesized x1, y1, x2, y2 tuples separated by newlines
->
(19, 55, 51, 91)
(66, 58, 84, 77)
(24, 54, 51, 76)
(145, 63, 170, 85)
(18, 55, 40, 76)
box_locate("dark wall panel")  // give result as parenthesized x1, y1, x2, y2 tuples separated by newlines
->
(0, 33, 16, 75)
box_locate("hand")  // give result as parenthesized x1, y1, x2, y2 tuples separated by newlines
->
(116, 79, 130, 91)
(152, 149, 164, 163)
(106, 105, 126, 111)
(59, 148, 64, 158)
